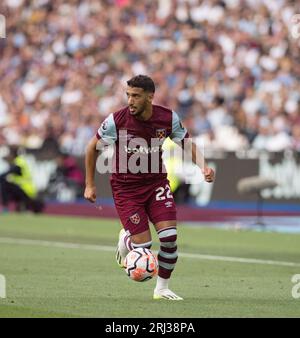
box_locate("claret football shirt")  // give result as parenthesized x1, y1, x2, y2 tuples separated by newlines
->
(96, 105, 189, 184)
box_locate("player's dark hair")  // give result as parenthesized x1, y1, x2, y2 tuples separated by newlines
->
(127, 75, 155, 93)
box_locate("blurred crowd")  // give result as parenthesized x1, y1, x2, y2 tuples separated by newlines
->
(0, 0, 300, 155)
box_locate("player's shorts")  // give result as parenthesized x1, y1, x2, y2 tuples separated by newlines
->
(111, 178, 177, 235)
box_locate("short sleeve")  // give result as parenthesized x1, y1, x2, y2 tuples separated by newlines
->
(169, 111, 188, 142)
(96, 113, 117, 144)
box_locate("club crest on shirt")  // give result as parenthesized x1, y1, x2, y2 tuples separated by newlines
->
(156, 129, 166, 140)
(130, 213, 140, 224)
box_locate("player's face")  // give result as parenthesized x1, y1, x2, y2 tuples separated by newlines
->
(126, 87, 152, 116)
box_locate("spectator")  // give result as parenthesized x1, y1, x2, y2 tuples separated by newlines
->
(0, 0, 300, 153)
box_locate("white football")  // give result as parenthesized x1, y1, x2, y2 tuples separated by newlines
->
(124, 248, 158, 282)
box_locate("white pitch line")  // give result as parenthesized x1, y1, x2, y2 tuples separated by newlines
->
(179, 252, 300, 267)
(0, 237, 299, 268)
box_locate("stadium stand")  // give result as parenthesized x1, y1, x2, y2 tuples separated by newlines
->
(0, 0, 300, 221)
(0, 0, 300, 156)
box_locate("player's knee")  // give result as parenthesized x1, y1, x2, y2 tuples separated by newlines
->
(131, 240, 152, 250)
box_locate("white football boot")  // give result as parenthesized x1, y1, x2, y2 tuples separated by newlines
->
(153, 289, 183, 301)
(115, 228, 129, 268)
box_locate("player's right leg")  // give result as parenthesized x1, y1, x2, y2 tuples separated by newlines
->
(113, 191, 153, 268)
(115, 228, 131, 268)
(115, 228, 152, 268)
(111, 180, 153, 267)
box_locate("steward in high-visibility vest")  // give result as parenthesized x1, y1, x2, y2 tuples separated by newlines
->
(7, 156, 37, 199)
(162, 138, 181, 193)
(162, 138, 191, 204)
(0, 146, 43, 213)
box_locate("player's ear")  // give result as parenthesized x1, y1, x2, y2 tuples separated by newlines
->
(147, 92, 154, 103)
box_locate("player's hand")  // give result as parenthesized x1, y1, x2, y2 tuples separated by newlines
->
(84, 185, 97, 203)
(202, 167, 215, 183)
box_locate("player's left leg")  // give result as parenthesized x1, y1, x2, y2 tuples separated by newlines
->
(146, 180, 182, 300)
(153, 220, 183, 301)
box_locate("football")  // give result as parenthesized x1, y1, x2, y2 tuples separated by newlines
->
(124, 248, 158, 282)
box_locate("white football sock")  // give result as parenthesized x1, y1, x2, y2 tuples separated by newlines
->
(155, 276, 169, 291)
(118, 229, 130, 257)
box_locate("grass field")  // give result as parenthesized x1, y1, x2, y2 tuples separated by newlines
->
(0, 213, 299, 318)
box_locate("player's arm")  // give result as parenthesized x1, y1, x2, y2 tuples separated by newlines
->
(84, 113, 117, 203)
(170, 111, 215, 183)
(190, 141, 214, 183)
(84, 135, 98, 203)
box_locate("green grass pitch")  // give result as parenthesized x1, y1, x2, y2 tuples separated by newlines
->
(0, 214, 299, 318)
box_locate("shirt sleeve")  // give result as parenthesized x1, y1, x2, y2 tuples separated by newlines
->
(169, 110, 189, 142)
(96, 113, 117, 145)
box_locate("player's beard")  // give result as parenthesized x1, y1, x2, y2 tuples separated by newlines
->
(130, 101, 147, 116)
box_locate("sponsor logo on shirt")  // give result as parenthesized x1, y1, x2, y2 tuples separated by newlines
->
(124, 145, 161, 154)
